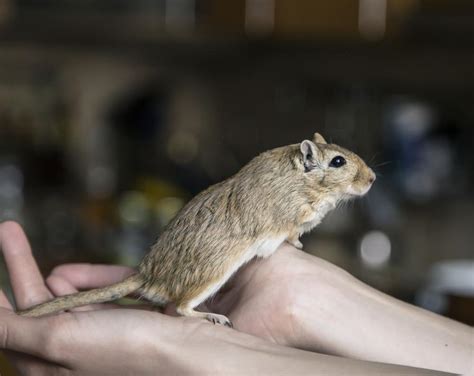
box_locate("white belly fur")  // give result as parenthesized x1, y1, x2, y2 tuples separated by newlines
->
(187, 234, 287, 309)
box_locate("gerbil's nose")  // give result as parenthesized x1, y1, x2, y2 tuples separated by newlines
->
(368, 170, 376, 184)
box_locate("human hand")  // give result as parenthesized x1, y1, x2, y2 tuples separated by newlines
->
(0, 221, 200, 375)
(48, 242, 473, 375)
(1, 221, 465, 375)
(211, 242, 473, 375)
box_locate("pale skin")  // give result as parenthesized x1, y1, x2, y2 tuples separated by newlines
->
(0, 221, 472, 375)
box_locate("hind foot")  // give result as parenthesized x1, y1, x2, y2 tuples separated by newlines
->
(205, 313, 233, 327)
(176, 306, 233, 327)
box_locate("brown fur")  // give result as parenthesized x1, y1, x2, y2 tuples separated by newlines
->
(19, 133, 375, 326)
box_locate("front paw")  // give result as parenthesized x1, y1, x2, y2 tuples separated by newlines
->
(290, 239, 303, 249)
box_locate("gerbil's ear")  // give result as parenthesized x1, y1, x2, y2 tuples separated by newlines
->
(313, 132, 327, 144)
(300, 140, 319, 172)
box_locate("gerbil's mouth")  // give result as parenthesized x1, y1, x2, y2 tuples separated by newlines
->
(346, 181, 374, 197)
(359, 183, 373, 196)
(346, 171, 376, 197)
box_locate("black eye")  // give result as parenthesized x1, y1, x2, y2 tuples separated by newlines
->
(329, 156, 346, 168)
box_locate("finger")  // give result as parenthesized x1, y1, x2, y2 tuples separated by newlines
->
(50, 264, 136, 289)
(0, 308, 50, 358)
(0, 221, 52, 309)
(0, 290, 12, 309)
(46, 275, 78, 297)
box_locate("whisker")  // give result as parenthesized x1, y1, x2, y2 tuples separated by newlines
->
(373, 161, 392, 168)
(368, 152, 381, 165)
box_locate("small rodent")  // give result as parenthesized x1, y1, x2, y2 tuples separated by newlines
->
(20, 132, 375, 326)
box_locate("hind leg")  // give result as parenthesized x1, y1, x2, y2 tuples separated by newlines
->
(176, 304, 233, 327)
(137, 285, 169, 309)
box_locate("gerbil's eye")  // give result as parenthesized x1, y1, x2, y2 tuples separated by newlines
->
(329, 156, 346, 168)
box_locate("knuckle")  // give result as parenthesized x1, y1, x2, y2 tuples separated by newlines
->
(272, 278, 303, 323)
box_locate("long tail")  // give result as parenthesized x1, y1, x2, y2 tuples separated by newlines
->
(19, 274, 144, 317)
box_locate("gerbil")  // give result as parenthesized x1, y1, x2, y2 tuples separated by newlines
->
(19, 132, 375, 326)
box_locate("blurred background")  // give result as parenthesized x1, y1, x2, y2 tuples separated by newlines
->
(0, 0, 473, 371)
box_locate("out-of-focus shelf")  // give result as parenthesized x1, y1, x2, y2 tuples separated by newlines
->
(0, 41, 472, 95)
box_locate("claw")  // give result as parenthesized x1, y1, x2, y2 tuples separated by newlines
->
(205, 313, 232, 327)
